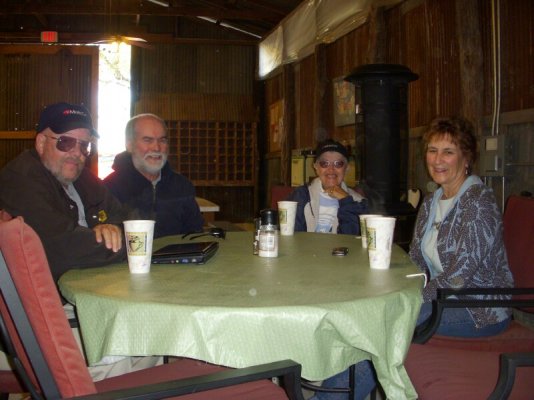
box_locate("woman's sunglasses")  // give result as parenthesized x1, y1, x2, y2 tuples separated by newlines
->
(317, 160, 345, 169)
(46, 135, 92, 157)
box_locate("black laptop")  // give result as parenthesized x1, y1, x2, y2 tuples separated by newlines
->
(152, 241, 219, 265)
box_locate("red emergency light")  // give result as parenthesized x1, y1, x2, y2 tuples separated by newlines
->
(40, 31, 58, 43)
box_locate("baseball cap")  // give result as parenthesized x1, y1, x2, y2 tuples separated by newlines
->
(36, 102, 99, 138)
(314, 139, 349, 160)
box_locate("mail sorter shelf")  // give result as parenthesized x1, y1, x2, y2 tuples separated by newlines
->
(166, 121, 256, 186)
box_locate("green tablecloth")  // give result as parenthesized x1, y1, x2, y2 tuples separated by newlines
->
(59, 231, 423, 399)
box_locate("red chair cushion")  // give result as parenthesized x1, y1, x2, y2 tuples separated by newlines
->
(425, 321, 534, 352)
(0, 362, 25, 393)
(405, 344, 534, 400)
(0, 210, 12, 221)
(96, 358, 288, 399)
(504, 195, 534, 313)
(0, 210, 23, 394)
(1, 217, 290, 400)
(0, 217, 97, 397)
(271, 186, 294, 209)
(503, 196, 534, 288)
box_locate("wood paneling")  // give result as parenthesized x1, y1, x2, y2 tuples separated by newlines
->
(0, 137, 34, 170)
(263, 0, 533, 199)
(134, 93, 257, 122)
(0, 45, 99, 172)
(480, 0, 534, 114)
(0, 46, 97, 132)
(131, 43, 261, 221)
(132, 44, 256, 95)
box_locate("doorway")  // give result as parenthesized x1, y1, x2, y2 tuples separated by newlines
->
(97, 43, 131, 179)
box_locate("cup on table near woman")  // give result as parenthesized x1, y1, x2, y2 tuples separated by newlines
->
(365, 216, 396, 269)
(123, 219, 155, 273)
(277, 201, 298, 236)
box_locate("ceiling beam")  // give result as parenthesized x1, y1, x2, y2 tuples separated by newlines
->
(0, 31, 257, 46)
(0, 3, 280, 22)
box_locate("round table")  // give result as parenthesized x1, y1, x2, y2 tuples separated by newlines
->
(59, 231, 423, 399)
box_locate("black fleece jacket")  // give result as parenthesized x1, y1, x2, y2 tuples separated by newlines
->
(0, 149, 127, 282)
(103, 151, 203, 238)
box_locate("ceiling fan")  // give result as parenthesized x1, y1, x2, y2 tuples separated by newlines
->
(91, 35, 152, 49)
(91, 0, 154, 48)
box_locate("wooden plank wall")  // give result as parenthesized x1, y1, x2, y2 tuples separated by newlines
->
(263, 0, 534, 204)
(0, 46, 98, 171)
(131, 43, 260, 222)
(0, 132, 34, 170)
(1, 1, 532, 221)
(133, 93, 257, 121)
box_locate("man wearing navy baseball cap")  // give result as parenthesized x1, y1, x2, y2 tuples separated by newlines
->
(0, 102, 162, 379)
(36, 101, 100, 137)
(1, 101, 126, 277)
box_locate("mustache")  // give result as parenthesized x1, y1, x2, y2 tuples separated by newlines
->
(63, 156, 83, 166)
(144, 152, 165, 160)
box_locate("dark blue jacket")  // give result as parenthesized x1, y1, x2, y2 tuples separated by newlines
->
(103, 152, 203, 238)
(286, 182, 368, 235)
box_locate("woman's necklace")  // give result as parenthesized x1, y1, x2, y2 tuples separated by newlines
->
(433, 195, 456, 231)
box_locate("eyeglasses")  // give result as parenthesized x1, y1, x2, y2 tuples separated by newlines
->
(317, 160, 345, 169)
(45, 135, 92, 157)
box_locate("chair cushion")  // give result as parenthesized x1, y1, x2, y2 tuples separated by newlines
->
(0, 217, 97, 397)
(0, 370, 24, 393)
(271, 186, 295, 209)
(96, 358, 288, 399)
(425, 321, 534, 352)
(0, 210, 12, 221)
(0, 214, 26, 396)
(405, 344, 534, 400)
(1, 218, 289, 400)
(504, 196, 534, 288)
(504, 195, 534, 315)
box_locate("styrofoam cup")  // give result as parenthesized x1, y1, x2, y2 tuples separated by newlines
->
(358, 214, 382, 248)
(278, 201, 298, 236)
(123, 220, 155, 274)
(366, 217, 396, 269)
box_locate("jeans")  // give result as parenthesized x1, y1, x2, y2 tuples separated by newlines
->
(416, 302, 511, 337)
(309, 303, 511, 400)
(308, 361, 376, 400)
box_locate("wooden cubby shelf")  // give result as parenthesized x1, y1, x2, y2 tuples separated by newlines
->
(166, 121, 256, 187)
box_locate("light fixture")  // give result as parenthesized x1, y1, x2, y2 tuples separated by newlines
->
(197, 17, 261, 39)
(146, 0, 169, 6)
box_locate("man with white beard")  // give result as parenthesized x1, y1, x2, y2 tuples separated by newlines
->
(104, 113, 203, 237)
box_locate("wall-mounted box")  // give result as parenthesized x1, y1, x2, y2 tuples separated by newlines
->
(344, 159, 357, 187)
(291, 154, 305, 186)
(480, 135, 505, 177)
(291, 149, 316, 186)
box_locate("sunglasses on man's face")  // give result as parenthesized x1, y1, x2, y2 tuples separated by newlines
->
(46, 135, 92, 157)
(317, 160, 346, 169)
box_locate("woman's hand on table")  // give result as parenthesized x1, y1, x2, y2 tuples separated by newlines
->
(93, 224, 123, 252)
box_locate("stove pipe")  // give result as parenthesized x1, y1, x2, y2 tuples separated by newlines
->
(345, 64, 418, 215)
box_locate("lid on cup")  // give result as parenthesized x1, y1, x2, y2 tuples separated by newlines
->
(260, 208, 278, 227)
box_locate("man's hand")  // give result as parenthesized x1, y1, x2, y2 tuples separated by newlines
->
(93, 224, 123, 252)
(326, 185, 349, 200)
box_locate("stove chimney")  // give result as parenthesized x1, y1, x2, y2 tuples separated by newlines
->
(345, 64, 418, 215)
